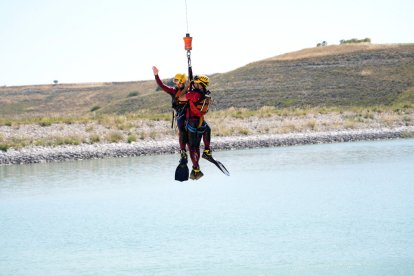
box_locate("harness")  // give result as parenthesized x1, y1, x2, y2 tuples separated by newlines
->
(185, 89, 211, 129)
(189, 89, 211, 118)
(171, 87, 188, 128)
(171, 88, 187, 108)
(194, 90, 211, 115)
(186, 120, 208, 134)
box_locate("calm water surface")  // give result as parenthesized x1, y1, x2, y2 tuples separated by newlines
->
(1, 139, 414, 275)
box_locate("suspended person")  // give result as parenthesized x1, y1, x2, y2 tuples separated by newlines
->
(152, 66, 189, 165)
(178, 75, 213, 180)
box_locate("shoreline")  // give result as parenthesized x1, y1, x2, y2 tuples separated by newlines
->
(1, 126, 413, 166)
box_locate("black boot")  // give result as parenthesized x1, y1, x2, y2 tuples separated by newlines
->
(190, 167, 204, 180)
(202, 149, 213, 161)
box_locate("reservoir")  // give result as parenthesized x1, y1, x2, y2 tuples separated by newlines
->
(1, 139, 414, 275)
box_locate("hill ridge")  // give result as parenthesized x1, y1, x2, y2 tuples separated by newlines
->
(1, 43, 413, 118)
(264, 43, 411, 61)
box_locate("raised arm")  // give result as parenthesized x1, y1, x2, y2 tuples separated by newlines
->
(152, 66, 176, 95)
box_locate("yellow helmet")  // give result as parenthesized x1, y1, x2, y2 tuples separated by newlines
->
(173, 73, 187, 84)
(194, 75, 209, 87)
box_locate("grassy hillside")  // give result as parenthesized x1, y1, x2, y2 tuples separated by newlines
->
(209, 43, 414, 109)
(1, 43, 413, 120)
(0, 81, 168, 118)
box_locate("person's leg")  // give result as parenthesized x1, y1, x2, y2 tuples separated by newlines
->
(176, 114, 188, 164)
(202, 122, 213, 158)
(188, 132, 200, 168)
(202, 122, 211, 151)
(177, 114, 187, 151)
(187, 118, 204, 180)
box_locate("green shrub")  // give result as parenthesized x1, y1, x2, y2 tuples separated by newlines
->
(127, 91, 139, 97)
(340, 38, 371, 44)
(90, 106, 101, 112)
(127, 134, 137, 143)
(238, 128, 251, 135)
(34, 139, 47, 147)
(0, 144, 10, 152)
(39, 117, 52, 127)
(54, 136, 82, 145)
(89, 134, 100, 143)
(107, 131, 124, 143)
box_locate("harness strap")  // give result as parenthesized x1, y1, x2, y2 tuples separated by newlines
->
(200, 99, 207, 113)
(197, 118, 204, 128)
(186, 122, 207, 134)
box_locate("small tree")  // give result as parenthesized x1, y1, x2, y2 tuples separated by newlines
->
(53, 80, 58, 85)
(339, 38, 371, 44)
(316, 41, 328, 47)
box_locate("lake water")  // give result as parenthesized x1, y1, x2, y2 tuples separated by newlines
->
(1, 139, 414, 275)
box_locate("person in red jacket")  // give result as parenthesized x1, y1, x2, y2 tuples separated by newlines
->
(152, 66, 189, 165)
(178, 75, 212, 180)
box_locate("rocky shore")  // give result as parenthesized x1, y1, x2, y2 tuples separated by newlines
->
(1, 126, 413, 165)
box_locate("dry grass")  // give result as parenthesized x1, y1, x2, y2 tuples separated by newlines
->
(208, 106, 414, 136)
(107, 131, 124, 143)
(1, 106, 413, 151)
(266, 44, 405, 61)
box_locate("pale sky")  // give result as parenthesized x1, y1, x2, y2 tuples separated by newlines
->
(0, 0, 412, 86)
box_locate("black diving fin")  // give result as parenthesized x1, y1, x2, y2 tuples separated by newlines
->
(175, 161, 189, 182)
(202, 153, 230, 176)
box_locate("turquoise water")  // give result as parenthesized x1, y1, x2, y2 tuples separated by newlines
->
(1, 139, 414, 275)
